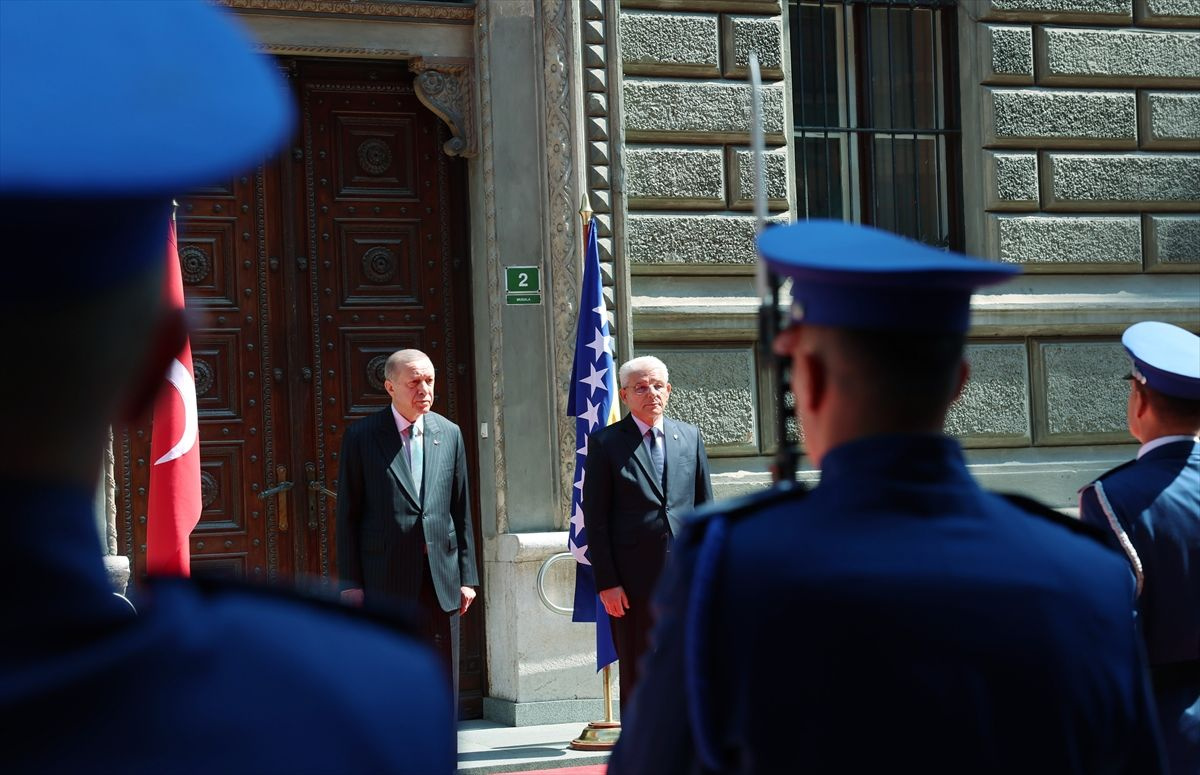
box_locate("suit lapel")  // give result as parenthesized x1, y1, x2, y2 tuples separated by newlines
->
(625, 415, 665, 502)
(422, 413, 443, 504)
(375, 408, 421, 511)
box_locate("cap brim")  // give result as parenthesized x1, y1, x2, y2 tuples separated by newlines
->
(1122, 322, 1200, 400)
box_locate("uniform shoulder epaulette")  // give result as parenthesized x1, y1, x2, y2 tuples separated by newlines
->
(149, 575, 421, 637)
(1093, 457, 1137, 483)
(683, 481, 807, 540)
(996, 491, 1113, 548)
(1075, 457, 1137, 497)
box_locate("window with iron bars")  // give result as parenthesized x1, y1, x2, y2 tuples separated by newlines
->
(789, 0, 963, 250)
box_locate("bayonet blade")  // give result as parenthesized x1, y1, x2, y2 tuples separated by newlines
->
(749, 52, 768, 301)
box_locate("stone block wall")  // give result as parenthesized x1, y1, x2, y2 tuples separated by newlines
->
(619, 0, 790, 465)
(959, 0, 1199, 503)
(607, 0, 1197, 503)
(971, 1, 1199, 267)
(582, 0, 621, 322)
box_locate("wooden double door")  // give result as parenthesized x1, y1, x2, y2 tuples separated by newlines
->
(117, 59, 484, 717)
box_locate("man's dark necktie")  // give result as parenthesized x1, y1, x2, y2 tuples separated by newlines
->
(647, 427, 664, 486)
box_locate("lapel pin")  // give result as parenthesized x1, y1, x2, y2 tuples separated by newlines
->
(433, 439, 440, 445)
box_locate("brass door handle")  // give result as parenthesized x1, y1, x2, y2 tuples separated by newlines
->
(305, 463, 337, 531)
(258, 466, 292, 531)
(307, 480, 338, 500)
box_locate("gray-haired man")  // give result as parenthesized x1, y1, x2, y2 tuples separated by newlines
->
(583, 355, 713, 714)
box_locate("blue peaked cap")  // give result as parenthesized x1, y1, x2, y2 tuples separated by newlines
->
(1123, 322, 1200, 401)
(1, 0, 293, 293)
(757, 220, 1021, 333)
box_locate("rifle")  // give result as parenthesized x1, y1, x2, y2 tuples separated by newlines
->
(749, 53, 799, 484)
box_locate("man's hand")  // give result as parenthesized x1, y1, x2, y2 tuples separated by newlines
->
(599, 586, 629, 618)
(340, 588, 364, 607)
(460, 586, 477, 615)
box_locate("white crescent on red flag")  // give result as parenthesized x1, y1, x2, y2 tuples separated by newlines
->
(154, 358, 198, 464)
(146, 218, 202, 577)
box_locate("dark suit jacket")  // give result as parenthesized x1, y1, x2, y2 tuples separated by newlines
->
(583, 413, 713, 601)
(337, 408, 479, 613)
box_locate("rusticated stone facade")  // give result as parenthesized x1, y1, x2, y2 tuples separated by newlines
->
(615, 0, 1199, 508)
(618, 0, 790, 469)
(957, 0, 1199, 501)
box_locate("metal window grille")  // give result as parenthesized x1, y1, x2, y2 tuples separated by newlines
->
(789, 0, 963, 249)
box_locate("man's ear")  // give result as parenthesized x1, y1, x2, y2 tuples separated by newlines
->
(118, 308, 188, 423)
(1131, 382, 1151, 421)
(799, 350, 827, 414)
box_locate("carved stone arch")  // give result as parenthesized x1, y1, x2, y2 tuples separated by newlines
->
(409, 57, 477, 158)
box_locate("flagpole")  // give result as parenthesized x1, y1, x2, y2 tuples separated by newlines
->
(568, 193, 621, 752)
(579, 192, 618, 728)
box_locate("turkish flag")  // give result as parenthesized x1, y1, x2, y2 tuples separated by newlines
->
(146, 217, 202, 576)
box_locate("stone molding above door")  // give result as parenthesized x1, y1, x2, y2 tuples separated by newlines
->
(409, 58, 476, 158)
(225, 0, 477, 159)
(222, 0, 473, 23)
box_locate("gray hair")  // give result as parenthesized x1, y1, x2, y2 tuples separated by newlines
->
(619, 355, 669, 388)
(385, 349, 433, 382)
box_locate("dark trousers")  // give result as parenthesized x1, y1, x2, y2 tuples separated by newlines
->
(609, 593, 654, 718)
(417, 558, 460, 715)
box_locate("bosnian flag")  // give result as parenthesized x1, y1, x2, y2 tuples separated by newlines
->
(146, 216, 202, 576)
(567, 216, 619, 670)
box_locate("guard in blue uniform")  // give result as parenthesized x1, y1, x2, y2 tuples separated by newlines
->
(1079, 321, 1200, 773)
(0, 3, 454, 772)
(609, 221, 1164, 774)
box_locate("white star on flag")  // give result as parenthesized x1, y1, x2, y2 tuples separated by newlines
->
(578, 363, 609, 397)
(577, 442, 588, 458)
(586, 328, 611, 361)
(593, 301, 608, 319)
(578, 398, 601, 430)
(569, 538, 590, 565)
(574, 469, 586, 492)
(570, 502, 586, 532)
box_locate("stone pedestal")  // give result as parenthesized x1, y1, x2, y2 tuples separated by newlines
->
(482, 531, 619, 725)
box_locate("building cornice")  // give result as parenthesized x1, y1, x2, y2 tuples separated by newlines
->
(218, 0, 474, 23)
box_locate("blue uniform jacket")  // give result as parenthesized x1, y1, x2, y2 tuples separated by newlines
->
(610, 434, 1164, 775)
(1080, 438, 1200, 773)
(1, 482, 455, 774)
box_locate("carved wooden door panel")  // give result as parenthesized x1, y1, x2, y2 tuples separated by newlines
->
(118, 59, 483, 718)
(119, 169, 296, 583)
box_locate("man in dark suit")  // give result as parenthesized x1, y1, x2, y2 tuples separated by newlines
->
(337, 348, 480, 705)
(609, 221, 1163, 774)
(1079, 321, 1199, 773)
(1, 3, 455, 772)
(583, 355, 713, 715)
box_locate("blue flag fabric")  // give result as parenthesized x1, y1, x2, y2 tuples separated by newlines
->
(567, 217, 619, 671)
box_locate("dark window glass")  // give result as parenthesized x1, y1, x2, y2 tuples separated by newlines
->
(789, 0, 962, 249)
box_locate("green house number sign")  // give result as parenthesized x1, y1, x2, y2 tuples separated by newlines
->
(505, 265, 542, 305)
